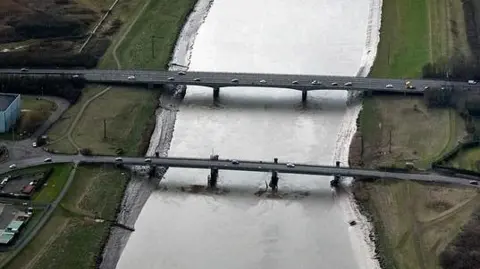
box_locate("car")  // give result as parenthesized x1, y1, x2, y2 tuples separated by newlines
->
(20, 68, 29, 72)
(194, 78, 201, 82)
(311, 80, 319, 85)
(286, 163, 295, 168)
(292, 80, 299, 84)
(344, 82, 353, 86)
(115, 157, 123, 162)
(424, 86, 430, 90)
(231, 160, 239, 165)
(468, 80, 477, 85)
(178, 71, 186, 75)
(260, 79, 267, 84)
(331, 82, 338, 86)
(385, 84, 393, 89)
(43, 157, 52, 163)
(144, 158, 152, 163)
(9, 164, 16, 169)
(72, 74, 80, 78)
(470, 180, 478, 185)
(231, 78, 239, 83)
(168, 77, 175, 81)
(32, 142, 37, 148)
(127, 75, 135, 80)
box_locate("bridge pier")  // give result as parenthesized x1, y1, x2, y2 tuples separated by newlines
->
(330, 161, 341, 188)
(302, 90, 308, 103)
(269, 158, 279, 191)
(147, 82, 154, 89)
(213, 87, 220, 100)
(208, 154, 220, 188)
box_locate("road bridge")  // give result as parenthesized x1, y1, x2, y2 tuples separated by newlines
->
(0, 68, 473, 102)
(1, 154, 478, 189)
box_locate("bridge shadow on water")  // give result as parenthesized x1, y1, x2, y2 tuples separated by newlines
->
(152, 181, 341, 205)
(180, 91, 352, 113)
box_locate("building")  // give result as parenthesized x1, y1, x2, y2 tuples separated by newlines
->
(0, 93, 20, 133)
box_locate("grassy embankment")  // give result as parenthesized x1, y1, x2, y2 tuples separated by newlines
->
(354, 0, 480, 268)
(1, 0, 197, 267)
(4, 165, 128, 269)
(47, 0, 197, 156)
(0, 164, 72, 265)
(0, 96, 56, 141)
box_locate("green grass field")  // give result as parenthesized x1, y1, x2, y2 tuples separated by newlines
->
(357, 0, 477, 268)
(4, 165, 128, 269)
(33, 164, 73, 203)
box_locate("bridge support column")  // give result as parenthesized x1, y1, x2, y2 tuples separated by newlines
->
(208, 154, 219, 188)
(148, 165, 157, 179)
(208, 168, 218, 188)
(147, 82, 154, 89)
(213, 87, 220, 100)
(269, 171, 279, 191)
(330, 161, 341, 188)
(302, 90, 307, 103)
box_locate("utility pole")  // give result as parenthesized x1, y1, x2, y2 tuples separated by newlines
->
(103, 119, 107, 139)
(388, 128, 392, 153)
(151, 35, 155, 59)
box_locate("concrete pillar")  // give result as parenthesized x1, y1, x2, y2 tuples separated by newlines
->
(274, 158, 278, 164)
(155, 152, 159, 158)
(208, 168, 218, 188)
(269, 171, 279, 191)
(213, 87, 220, 100)
(302, 90, 308, 102)
(336, 161, 340, 167)
(331, 161, 341, 188)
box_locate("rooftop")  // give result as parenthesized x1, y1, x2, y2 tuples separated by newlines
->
(0, 230, 15, 244)
(0, 93, 18, 111)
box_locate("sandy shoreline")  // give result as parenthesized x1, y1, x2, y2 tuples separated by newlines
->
(334, 0, 382, 267)
(101, 0, 384, 267)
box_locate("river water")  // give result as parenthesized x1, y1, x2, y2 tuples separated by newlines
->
(115, 0, 382, 268)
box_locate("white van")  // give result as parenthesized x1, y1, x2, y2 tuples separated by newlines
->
(468, 80, 477, 85)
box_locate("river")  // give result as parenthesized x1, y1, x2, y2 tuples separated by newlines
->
(114, 0, 382, 268)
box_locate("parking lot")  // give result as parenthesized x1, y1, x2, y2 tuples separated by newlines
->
(0, 173, 43, 195)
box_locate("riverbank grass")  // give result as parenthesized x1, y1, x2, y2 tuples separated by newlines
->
(4, 165, 128, 269)
(357, 0, 476, 268)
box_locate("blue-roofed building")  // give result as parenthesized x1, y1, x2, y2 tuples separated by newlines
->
(0, 93, 20, 133)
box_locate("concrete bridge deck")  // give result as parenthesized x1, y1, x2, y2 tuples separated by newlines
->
(0, 68, 473, 93)
(1, 155, 477, 188)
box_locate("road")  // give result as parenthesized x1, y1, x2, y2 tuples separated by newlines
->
(1, 154, 478, 188)
(0, 69, 475, 93)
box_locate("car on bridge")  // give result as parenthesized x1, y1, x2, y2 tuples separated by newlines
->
(292, 80, 299, 84)
(115, 157, 123, 162)
(178, 71, 186, 76)
(344, 82, 353, 86)
(470, 180, 478, 185)
(231, 78, 239, 83)
(127, 75, 135, 80)
(145, 158, 152, 163)
(286, 163, 295, 168)
(331, 82, 338, 86)
(386, 84, 393, 89)
(231, 160, 239, 165)
(168, 77, 175, 81)
(260, 80, 267, 84)
(194, 78, 201, 82)
(21, 68, 29, 72)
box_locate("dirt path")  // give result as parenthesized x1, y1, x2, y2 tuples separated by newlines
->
(22, 219, 70, 269)
(67, 87, 111, 151)
(112, 0, 152, 70)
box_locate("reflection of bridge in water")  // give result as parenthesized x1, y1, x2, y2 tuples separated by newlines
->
(2, 154, 478, 191)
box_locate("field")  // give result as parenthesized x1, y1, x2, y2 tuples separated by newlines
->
(3, 165, 128, 269)
(356, 0, 479, 268)
(46, 0, 196, 156)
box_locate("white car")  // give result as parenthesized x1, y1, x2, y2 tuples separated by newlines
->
(344, 82, 353, 86)
(311, 80, 319, 85)
(44, 158, 52, 163)
(178, 71, 186, 75)
(72, 74, 80, 78)
(127, 75, 135, 80)
(286, 163, 295, 168)
(468, 80, 477, 85)
(424, 86, 430, 90)
(331, 82, 338, 86)
(386, 84, 393, 88)
(194, 78, 201, 82)
(21, 68, 29, 72)
(168, 77, 175, 81)
(470, 180, 478, 185)
(292, 80, 299, 84)
(32, 142, 37, 148)
(231, 78, 239, 83)
(260, 79, 267, 84)
(115, 157, 123, 162)
(144, 158, 152, 163)
(9, 164, 16, 169)
(231, 160, 239, 165)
